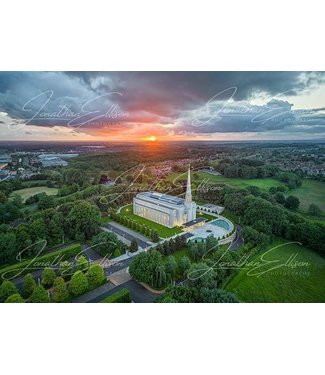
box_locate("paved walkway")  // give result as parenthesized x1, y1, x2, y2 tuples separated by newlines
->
(87, 280, 157, 303)
(101, 222, 153, 249)
(109, 268, 132, 286)
(71, 281, 116, 303)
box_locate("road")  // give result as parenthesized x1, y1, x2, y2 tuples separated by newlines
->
(102, 222, 152, 249)
(86, 280, 157, 303)
(229, 225, 244, 251)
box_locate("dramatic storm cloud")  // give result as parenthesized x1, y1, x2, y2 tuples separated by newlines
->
(0, 71, 324, 140)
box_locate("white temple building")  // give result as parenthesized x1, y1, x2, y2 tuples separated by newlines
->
(133, 167, 197, 228)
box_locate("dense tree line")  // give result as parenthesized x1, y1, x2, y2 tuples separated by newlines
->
(0, 201, 102, 266)
(111, 212, 160, 242)
(218, 160, 278, 179)
(155, 235, 187, 255)
(0, 260, 106, 302)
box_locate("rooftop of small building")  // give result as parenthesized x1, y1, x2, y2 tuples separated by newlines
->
(183, 217, 207, 228)
(135, 191, 185, 206)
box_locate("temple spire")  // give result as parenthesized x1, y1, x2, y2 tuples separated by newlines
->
(185, 165, 192, 203)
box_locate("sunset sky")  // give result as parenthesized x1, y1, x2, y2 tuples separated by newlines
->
(0, 71, 325, 142)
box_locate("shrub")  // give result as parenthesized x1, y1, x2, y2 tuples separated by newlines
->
(5, 293, 24, 303)
(76, 255, 88, 272)
(41, 267, 56, 288)
(0, 280, 19, 302)
(52, 277, 69, 302)
(59, 261, 73, 277)
(30, 285, 50, 303)
(0, 243, 81, 280)
(69, 271, 88, 297)
(87, 264, 105, 288)
(130, 239, 138, 253)
(23, 273, 36, 298)
(101, 288, 131, 303)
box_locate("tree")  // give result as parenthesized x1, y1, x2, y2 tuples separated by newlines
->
(285, 196, 300, 210)
(151, 230, 160, 243)
(242, 226, 270, 249)
(189, 243, 200, 261)
(200, 288, 238, 303)
(129, 250, 163, 287)
(130, 239, 138, 253)
(67, 201, 101, 241)
(187, 262, 218, 290)
(163, 241, 171, 255)
(246, 185, 261, 196)
(274, 192, 286, 205)
(166, 256, 177, 278)
(308, 203, 322, 217)
(244, 197, 286, 235)
(205, 235, 218, 253)
(169, 238, 176, 253)
(154, 264, 167, 288)
(30, 285, 50, 303)
(59, 261, 73, 277)
(52, 277, 69, 302)
(87, 264, 105, 288)
(178, 256, 191, 276)
(0, 191, 7, 204)
(76, 255, 89, 272)
(38, 195, 56, 210)
(23, 273, 36, 298)
(91, 231, 119, 257)
(5, 293, 24, 303)
(69, 271, 88, 296)
(0, 281, 19, 302)
(156, 285, 199, 303)
(41, 267, 56, 288)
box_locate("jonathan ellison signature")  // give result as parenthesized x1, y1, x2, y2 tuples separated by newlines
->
(187, 242, 310, 280)
(9, 90, 129, 130)
(1, 240, 120, 281)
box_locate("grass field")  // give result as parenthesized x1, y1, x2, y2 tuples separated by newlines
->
(167, 171, 325, 214)
(119, 204, 183, 238)
(225, 238, 325, 303)
(285, 180, 325, 211)
(166, 171, 285, 190)
(10, 186, 58, 203)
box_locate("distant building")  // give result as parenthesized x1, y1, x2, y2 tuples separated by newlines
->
(0, 154, 11, 163)
(38, 153, 79, 167)
(133, 167, 197, 228)
(197, 203, 224, 214)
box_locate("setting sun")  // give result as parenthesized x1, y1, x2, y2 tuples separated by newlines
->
(143, 135, 157, 142)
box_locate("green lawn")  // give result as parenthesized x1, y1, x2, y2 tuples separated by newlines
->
(225, 238, 325, 302)
(101, 216, 112, 224)
(166, 171, 285, 190)
(10, 186, 58, 203)
(119, 204, 183, 238)
(162, 247, 189, 263)
(285, 180, 325, 211)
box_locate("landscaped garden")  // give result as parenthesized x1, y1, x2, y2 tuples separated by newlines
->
(0, 251, 107, 303)
(118, 204, 183, 238)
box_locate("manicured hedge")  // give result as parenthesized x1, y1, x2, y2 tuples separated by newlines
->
(0, 243, 82, 281)
(101, 288, 131, 303)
